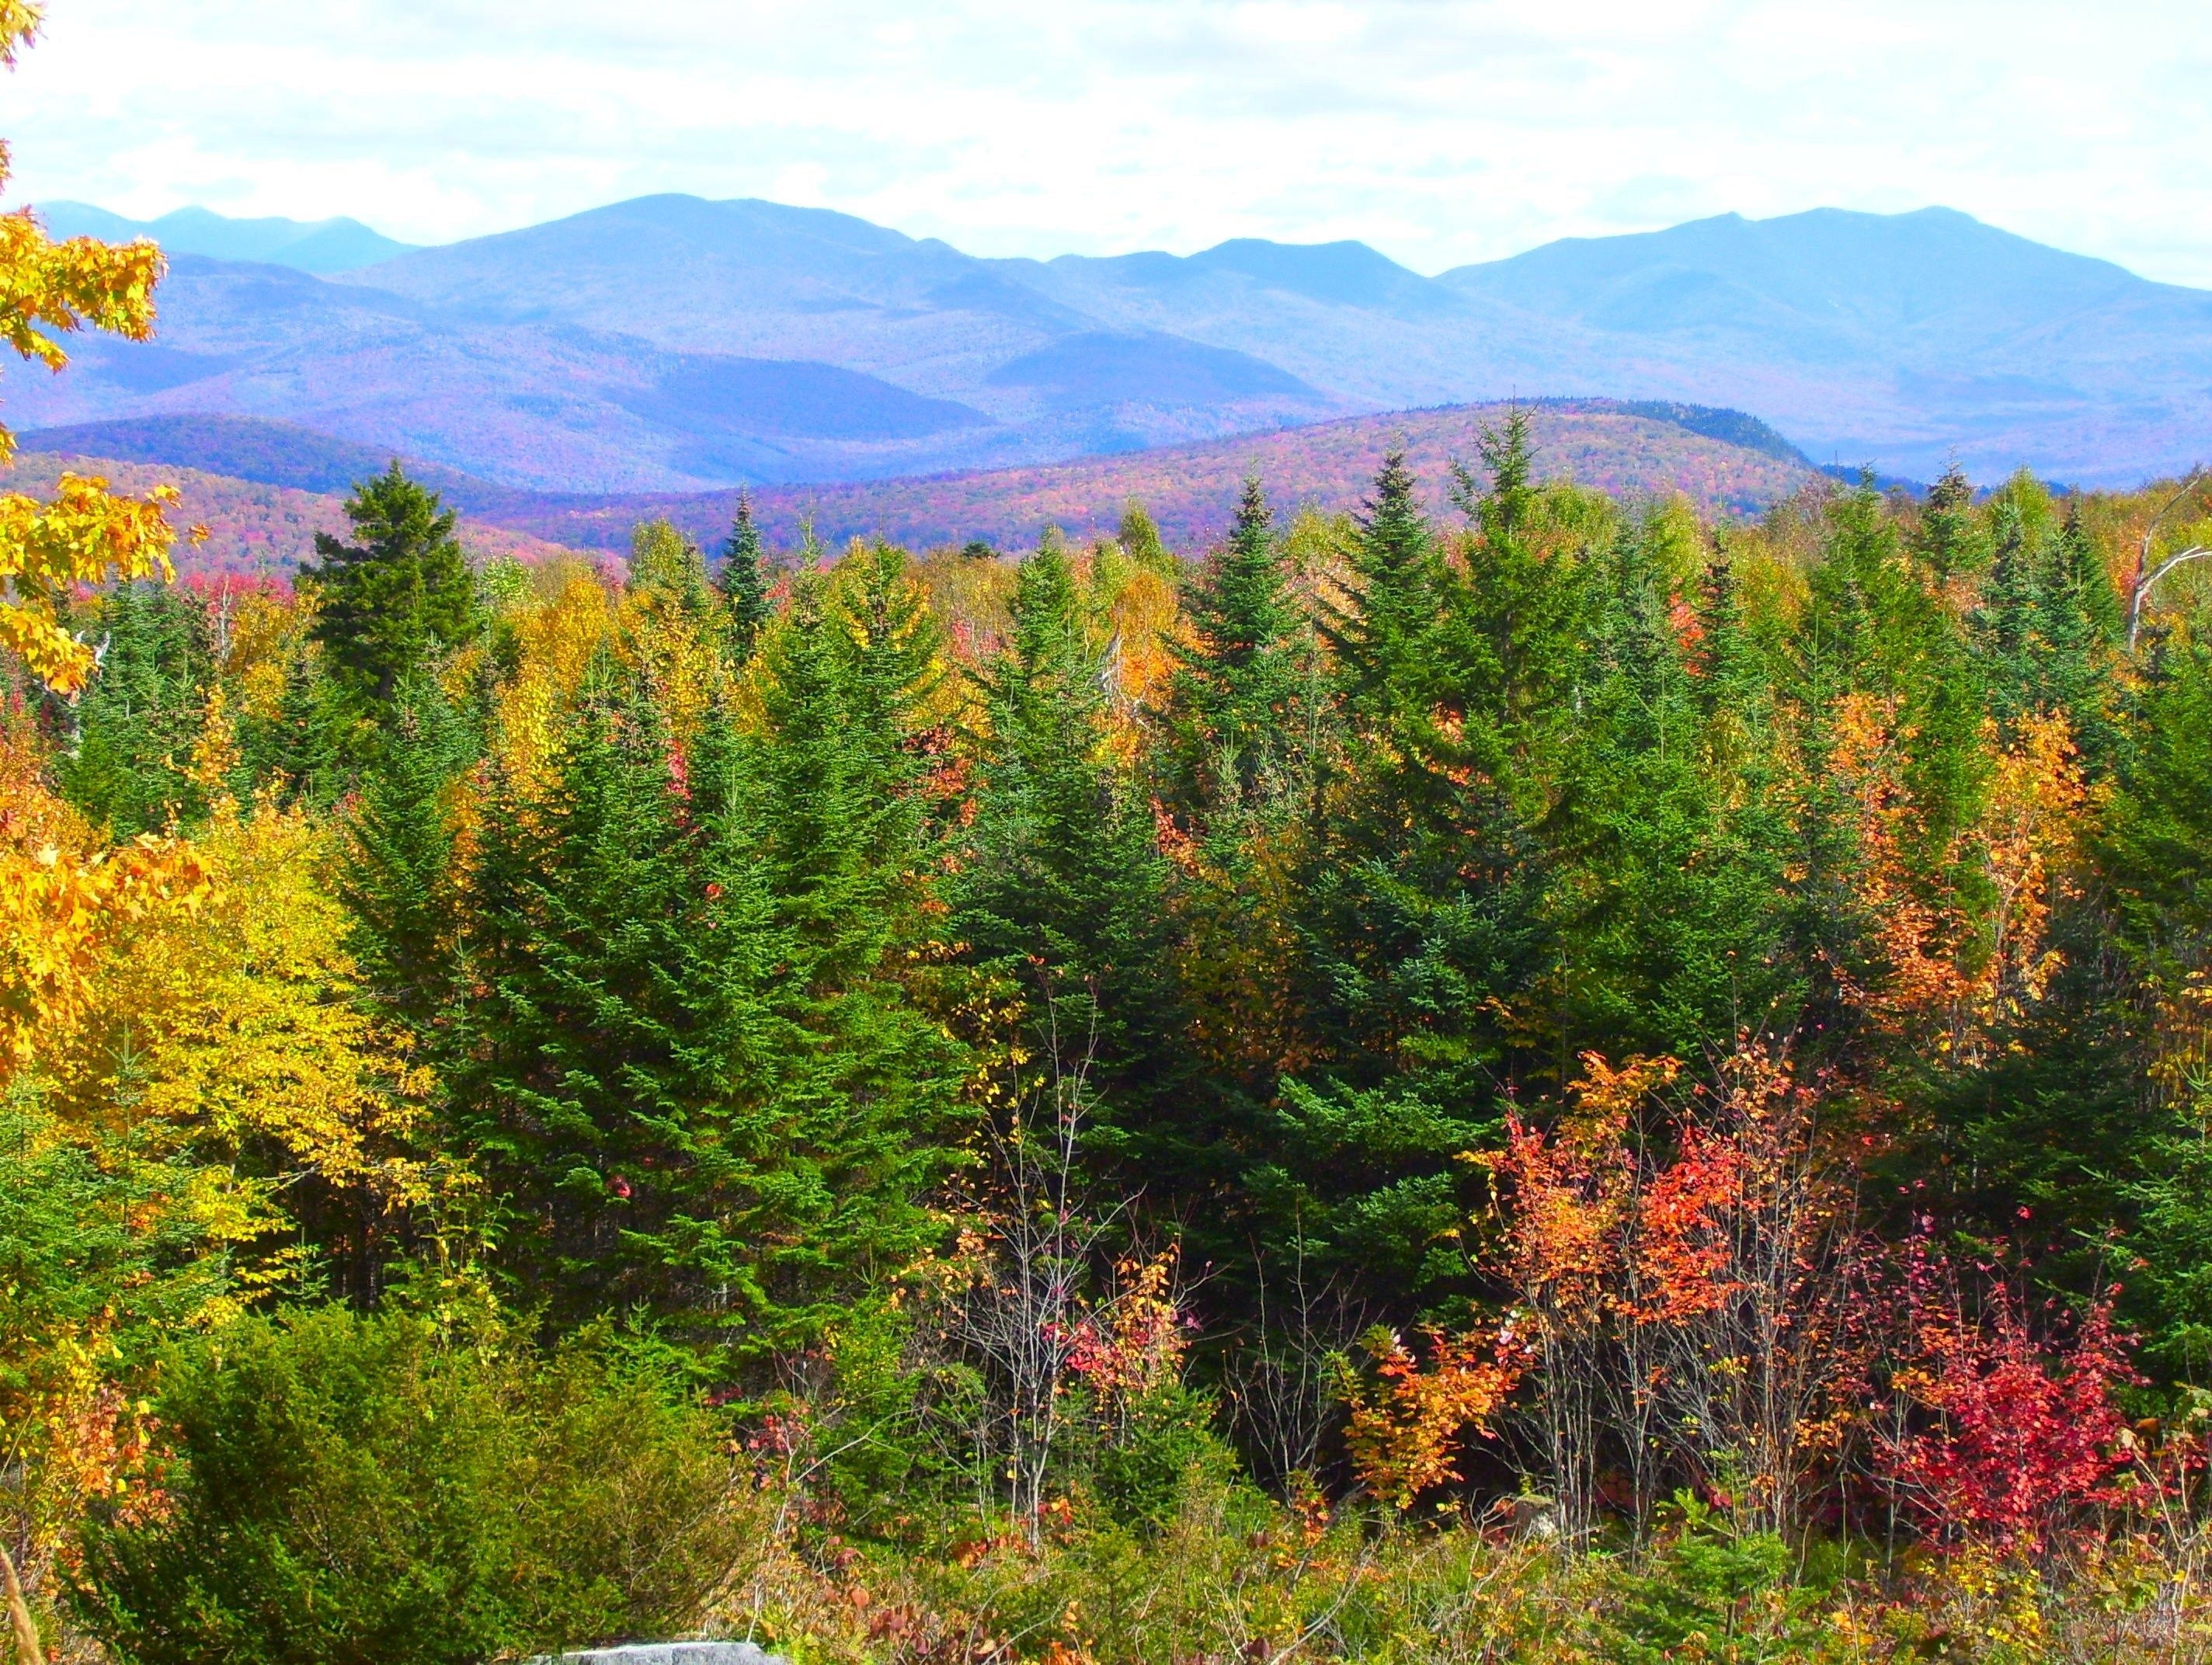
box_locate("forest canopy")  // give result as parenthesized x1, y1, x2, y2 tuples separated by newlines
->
(10, 408, 2212, 1660)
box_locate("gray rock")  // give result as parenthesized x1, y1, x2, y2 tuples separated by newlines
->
(545, 1645, 788, 1665)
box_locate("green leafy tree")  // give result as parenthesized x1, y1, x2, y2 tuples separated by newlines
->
(628, 518, 711, 617)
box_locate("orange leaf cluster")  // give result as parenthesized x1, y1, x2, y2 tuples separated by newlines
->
(1341, 1323, 1525, 1510)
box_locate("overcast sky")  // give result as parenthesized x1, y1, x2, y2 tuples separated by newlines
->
(8, 0, 2210, 283)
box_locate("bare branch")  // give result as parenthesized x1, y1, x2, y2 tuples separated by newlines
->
(2129, 465, 2211, 649)
(2129, 544, 2212, 652)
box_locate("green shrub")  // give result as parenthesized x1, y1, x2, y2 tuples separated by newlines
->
(1089, 1381, 1240, 1530)
(69, 1307, 753, 1665)
(1598, 1494, 1836, 1664)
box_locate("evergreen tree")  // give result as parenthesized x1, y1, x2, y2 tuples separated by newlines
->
(452, 634, 962, 1360)
(1320, 448, 1439, 728)
(1160, 477, 1309, 839)
(2039, 502, 2124, 770)
(236, 632, 354, 809)
(716, 492, 772, 659)
(1915, 461, 1981, 582)
(1561, 508, 1798, 1058)
(1974, 491, 2043, 731)
(299, 464, 481, 714)
(343, 676, 480, 1041)
(953, 541, 1183, 1142)
(1268, 424, 1583, 1313)
(57, 580, 213, 833)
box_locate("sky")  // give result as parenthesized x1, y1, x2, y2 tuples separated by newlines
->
(8, 0, 2212, 285)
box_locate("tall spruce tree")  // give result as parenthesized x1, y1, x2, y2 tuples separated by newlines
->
(452, 603, 963, 1361)
(1974, 490, 2044, 732)
(57, 580, 214, 834)
(953, 540, 1183, 1148)
(298, 464, 481, 714)
(1267, 426, 1581, 1314)
(342, 676, 480, 1041)
(1320, 448, 1439, 732)
(1160, 477, 1309, 839)
(717, 492, 772, 660)
(1916, 461, 1981, 583)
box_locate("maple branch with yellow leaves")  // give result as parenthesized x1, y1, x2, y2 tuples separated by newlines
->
(0, 0, 186, 696)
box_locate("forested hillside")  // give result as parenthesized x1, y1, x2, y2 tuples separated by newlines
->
(12, 406, 2212, 1660)
(19, 398, 1815, 568)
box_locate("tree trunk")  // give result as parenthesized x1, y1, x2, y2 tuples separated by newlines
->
(0, 1538, 44, 1665)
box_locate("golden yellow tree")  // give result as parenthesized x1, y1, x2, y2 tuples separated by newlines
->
(0, 4, 179, 693)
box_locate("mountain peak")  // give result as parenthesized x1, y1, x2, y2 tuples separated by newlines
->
(34, 202, 416, 273)
(1185, 237, 1433, 308)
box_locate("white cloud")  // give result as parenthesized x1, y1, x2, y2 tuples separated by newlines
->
(5, 0, 2209, 283)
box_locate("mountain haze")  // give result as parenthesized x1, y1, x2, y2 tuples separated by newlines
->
(36, 202, 416, 273)
(6, 196, 2204, 489)
(19, 401, 1817, 565)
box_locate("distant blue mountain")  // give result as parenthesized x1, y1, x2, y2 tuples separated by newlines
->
(1441, 207, 2156, 349)
(35, 203, 416, 273)
(9, 196, 2207, 490)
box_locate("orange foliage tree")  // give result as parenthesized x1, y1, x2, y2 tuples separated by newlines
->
(1486, 1041, 1865, 1541)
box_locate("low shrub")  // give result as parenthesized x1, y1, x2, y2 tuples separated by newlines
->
(68, 1306, 755, 1665)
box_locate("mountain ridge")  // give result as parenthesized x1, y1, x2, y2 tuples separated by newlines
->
(36, 202, 417, 273)
(9, 196, 2206, 489)
(18, 401, 1818, 562)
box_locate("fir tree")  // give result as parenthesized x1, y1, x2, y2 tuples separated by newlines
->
(1916, 461, 1981, 582)
(57, 580, 213, 833)
(1974, 492, 2043, 730)
(1321, 449, 1438, 725)
(453, 646, 962, 1360)
(2039, 502, 2124, 770)
(298, 464, 481, 714)
(1161, 477, 1309, 838)
(716, 492, 772, 659)
(954, 541, 1182, 1134)
(343, 676, 479, 1041)
(1270, 428, 1578, 1312)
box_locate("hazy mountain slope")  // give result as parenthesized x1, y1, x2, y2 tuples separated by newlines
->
(19, 413, 450, 495)
(334, 195, 1350, 443)
(12, 198, 1350, 485)
(19, 196, 2210, 488)
(1436, 207, 2212, 479)
(1, 255, 1038, 492)
(17, 402, 1813, 572)
(993, 238, 1607, 411)
(997, 207, 2212, 483)
(472, 399, 1818, 556)
(36, 202, 416, 273)
(2, 450, 579, 577)
(1443, 208, 2145, 346)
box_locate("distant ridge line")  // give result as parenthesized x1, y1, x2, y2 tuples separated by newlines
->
(19, 398, 1820, 559)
